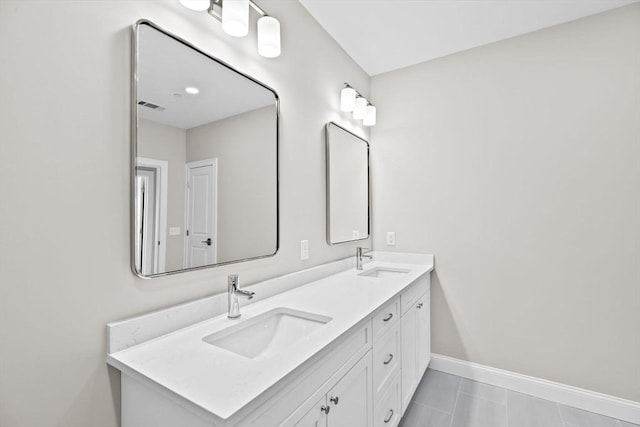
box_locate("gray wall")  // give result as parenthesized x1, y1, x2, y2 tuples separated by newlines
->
(0, 1, 370, 426)
(371, 4, 640, 402)
(187, 106, 277, 263)
(138, 119, 187, 271)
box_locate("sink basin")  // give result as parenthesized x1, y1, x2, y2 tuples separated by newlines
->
(203, 308, 332, 360)
(358, 267, 410, 279)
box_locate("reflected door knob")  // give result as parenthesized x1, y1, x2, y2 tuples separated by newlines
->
(202, 238, 212, 246)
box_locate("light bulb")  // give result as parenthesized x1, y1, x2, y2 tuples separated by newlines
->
(257, 16, 281, 58)
(179, 0, 210, 11)
(340, 86, 356, 112)
(222, 0, 249, 37)
(353, 97, 367, 120)
(363, 105, 377, 126)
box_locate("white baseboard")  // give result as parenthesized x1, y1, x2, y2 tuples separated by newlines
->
(430, 354, 640, 425)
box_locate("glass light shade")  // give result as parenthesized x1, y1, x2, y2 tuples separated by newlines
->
(353, 97, 367, 120)
(257, 16, 281, 58)
(363, 105, 377, 126)
(340, 87, 356, 112)
(179, 0, 210, 11)
(222, 0, 249, 37)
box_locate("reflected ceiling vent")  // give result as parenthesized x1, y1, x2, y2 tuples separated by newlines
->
(138, 100, 166, 111)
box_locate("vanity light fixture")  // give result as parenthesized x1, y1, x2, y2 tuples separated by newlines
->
(340, 83, 377, 126)
(179, 0, 210, 11)
(353, 96, 367, 120)
(221, 0, 249, 37)
(257, 16, 281, 58)
(178, 0, 281, 58)
(340, 85, 356, 112)
(363, 103, 377, 127)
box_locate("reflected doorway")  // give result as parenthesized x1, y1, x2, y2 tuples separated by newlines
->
(184, 158, 218, 268)
(135, 158, 168, 275)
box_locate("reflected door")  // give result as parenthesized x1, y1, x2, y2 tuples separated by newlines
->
(185, 159, 217, 268)
(135, 167, 158, 275)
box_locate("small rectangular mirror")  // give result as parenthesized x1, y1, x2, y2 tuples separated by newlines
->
(132, 21, 279, 277)
(326, 122, 370, 244)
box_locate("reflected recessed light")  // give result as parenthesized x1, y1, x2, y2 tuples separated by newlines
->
(185, 86, 200, 95)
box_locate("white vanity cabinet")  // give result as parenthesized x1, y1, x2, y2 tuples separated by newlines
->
(400, 275, 431, 413)
(108, 255, 435, 427)
(290, 351, 373, 427)
(233, 322, 373, 427)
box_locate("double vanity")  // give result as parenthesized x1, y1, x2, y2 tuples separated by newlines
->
(107, 252, 433, 427)
(122, 19, 433, 427)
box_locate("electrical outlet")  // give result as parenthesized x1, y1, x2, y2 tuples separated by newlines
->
(352, 230, 360, 239)
(300, 240, 309, 260)
(387, 232, 396, 246)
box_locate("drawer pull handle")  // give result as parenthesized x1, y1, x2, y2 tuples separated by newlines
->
(383, 313, 393, 322)
(321, 405, 330, 414)
(384, 409, 394, 423)
(383, 354, 394, 365)
(417, 303, 423, 309)
(330, 396, 339, 405)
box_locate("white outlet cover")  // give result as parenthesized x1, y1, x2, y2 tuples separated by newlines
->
(300, 240, 309, 260)
(387, 232, 396, 246)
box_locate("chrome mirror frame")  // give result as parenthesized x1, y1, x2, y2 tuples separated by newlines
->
(131, 20, 279, 278)
(325, 122, 371, 245)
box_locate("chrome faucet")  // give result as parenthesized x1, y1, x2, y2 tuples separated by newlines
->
(356, 247, 373, 270)
(227, 274, 255, 319)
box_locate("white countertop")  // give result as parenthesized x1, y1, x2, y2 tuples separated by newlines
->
(107, 256, 433, 422)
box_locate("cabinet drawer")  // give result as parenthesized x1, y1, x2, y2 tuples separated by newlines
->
(374, 374, 401, 427)
(372, 322, 400, 397)
(400, 274, 429, 316)
(372, 297, 399, 338)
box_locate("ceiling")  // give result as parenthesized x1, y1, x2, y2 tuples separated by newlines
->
(298, 0, 639, 76)
(137, 24, 275, 129)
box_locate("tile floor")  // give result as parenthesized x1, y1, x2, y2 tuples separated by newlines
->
(399, 369, 639, 427)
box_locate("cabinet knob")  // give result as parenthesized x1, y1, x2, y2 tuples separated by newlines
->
(321, 405, 330, 414)
(384, 409, 394, 423)
(383, 313, 393, 322)
(383, 354, 394, 365)
(330, 396, 339, 405)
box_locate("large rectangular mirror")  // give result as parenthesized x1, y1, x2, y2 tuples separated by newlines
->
(326, 122, 370, 244)
(132, 21, 279, 278)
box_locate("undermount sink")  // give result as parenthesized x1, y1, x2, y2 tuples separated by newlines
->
(203, 308, 332, 360)
(359, 267, 410, 279)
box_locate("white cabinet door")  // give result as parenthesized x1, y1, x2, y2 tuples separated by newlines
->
(294, 397, 328, 427)
(416, 293, 431, 375)
(400, 307, 417, 414)
(401, 289, 432, 415)
(327, 352, 373, 427)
